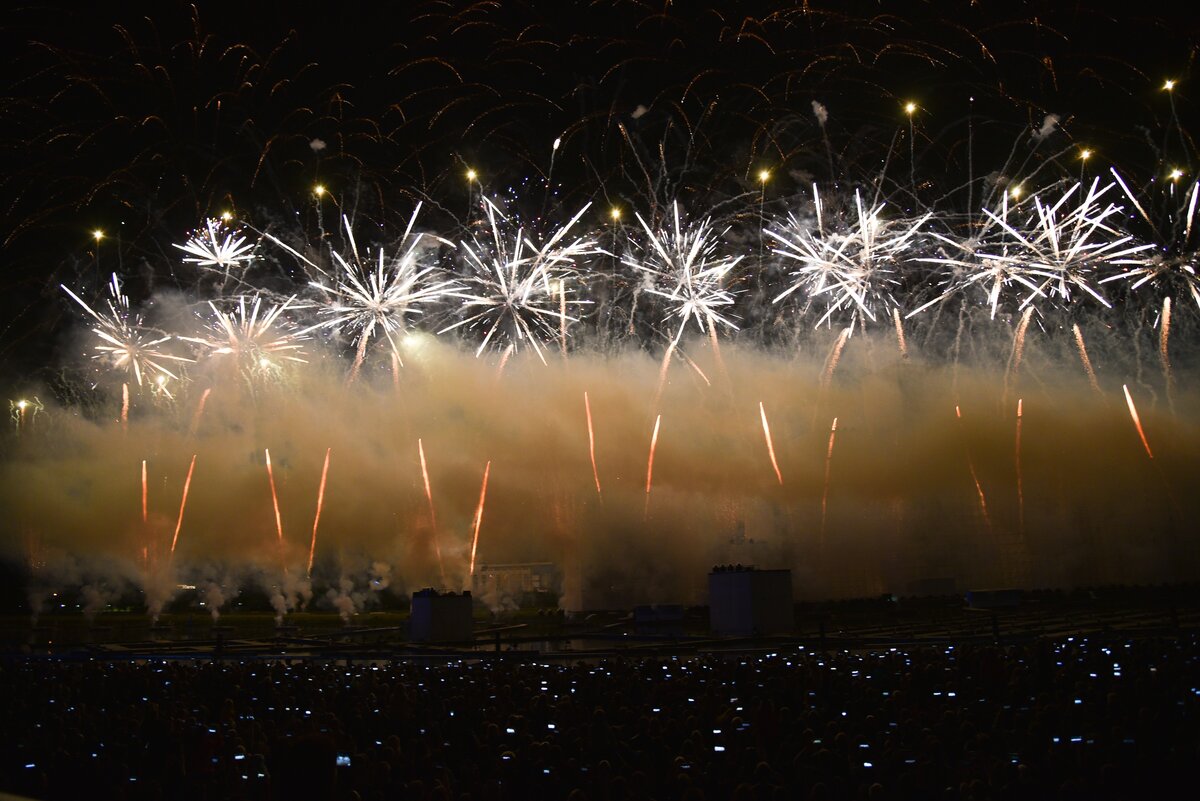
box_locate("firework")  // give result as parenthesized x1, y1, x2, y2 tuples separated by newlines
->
(1101, 170, 1200, 309)
(627, 202, 743, 352)
(467, 461, 491, 579)
(1122, 385, 1154, 459)
(418, 438, 446, 584)
(1015, 399, 1025, 533)
(820, 417, 838, 543)
(644, 413, 662, 518)
(188, 388, 212, 438)
(284, 207, 458, 380)
(1071, 324, 1102, 395)
(170, 454, 197, 555)
(910, 193, 1049, 319)
(954, 406, 991, 529)
(584, 392, 602, 500)
(307, 448, 331, 578)
(264, 448, 286, 567)
(440, 199, 601, 363)
(173, 218, 256, 271)
(1160, 297, 1174, 403)
(141, 460, 148, 525)
(768, 187, 929, 328)
(61, 274, 192, 387)
(183, 295, 308, 372)
(984, 180, 1153, 310)
(759, 402, 784, 486)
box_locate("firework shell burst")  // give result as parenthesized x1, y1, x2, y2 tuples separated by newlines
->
(61, 273, 193, 389)
(173, 218, 257, 271)
(626, 202, 745, 346)
(1102, 170, 1200, 309)
(767, 187, 930, 329)
(980, 179, 1155, 311)
(439, 198, 602, 362)
(270, 205, 459, 373)
(180, 295, 308, 377)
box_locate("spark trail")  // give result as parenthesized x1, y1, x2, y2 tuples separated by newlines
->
(1015, 399, 1025, 533)
(141, 460, 148, 524)
(417, 438, 446, 583)
(1005, 307, 1034, 401)
(1072, 324, 1102, 395)
(468, 461, 491, 579)
(759, 402, 784, 485)
(170, 454, 197, 555)
(1160, 297, 1174, 405)
(955, 406, 991, 528)
(892, 308, 908, 359)
(821, 328, 852, 392)
(1122, 385, 1154, 459)
(644, 414, 662, 519)
(188, 388, 212, 438)
(820, 417, 838, 543)
(264, 449, 287, 568)
(584, 392, 602, 499)
(307, 447, 331, 578)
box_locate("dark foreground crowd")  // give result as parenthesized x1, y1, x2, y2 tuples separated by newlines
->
(2, 636, 1198, 801)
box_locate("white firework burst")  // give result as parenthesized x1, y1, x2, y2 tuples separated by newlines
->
(908, 194, 1051, 320)
(173, 218, 257, 269)
(1100, 169, 1200, 309)
(182, 295, 307, 371)
(61, 273, 192, 386)
(625, 202, 743, 347)
(767, 186, 930, 328)
(983, 179, 1153, 311)
(274, 206, 458, 377)
(440, 198, 601, 362)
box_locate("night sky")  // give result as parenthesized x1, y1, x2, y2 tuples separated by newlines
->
(0, 0, 1195, 381)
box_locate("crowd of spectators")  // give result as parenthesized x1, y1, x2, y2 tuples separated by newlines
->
(2, 635, 1197, 800)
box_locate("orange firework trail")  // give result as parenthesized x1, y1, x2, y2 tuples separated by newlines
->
(892, 308, 908, 359)
(955, 406, 991, 528)
(188, 388, 211, 437)
(1015, 398, 1025, 533)
(820, 328, 852, 391)
(1005, 307, 1034, 401)
(1122, 384, 1154, 459)
(496, 343, 515, 378)
(1072, 324, 1101, 395)
(584, 392, 603, 499)
(120, 383, 129, 428)
(820, 417, 838, 542)
(307, 447, 331, 578)
(652, 341, 678, 410)
(264, 448, 287, 566)
(418, 438, 447, 583)
(467, 461, 491, 578)
(759, 402, 783, 485)
(707, 317, 728, 382)
(680, 351, 711, 386)
(170, 454, 197, 554)
(1160, 297, 1174, 403)
(141, 459, 148, 524)
(644, 414, 662, 518)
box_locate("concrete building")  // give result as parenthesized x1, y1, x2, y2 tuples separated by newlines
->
(410, 589, 474, 642)
(708, 566, 794, 635)
(472, 562, 560, 608)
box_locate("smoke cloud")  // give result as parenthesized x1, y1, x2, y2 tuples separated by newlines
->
(3, 328, 1198, 614)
